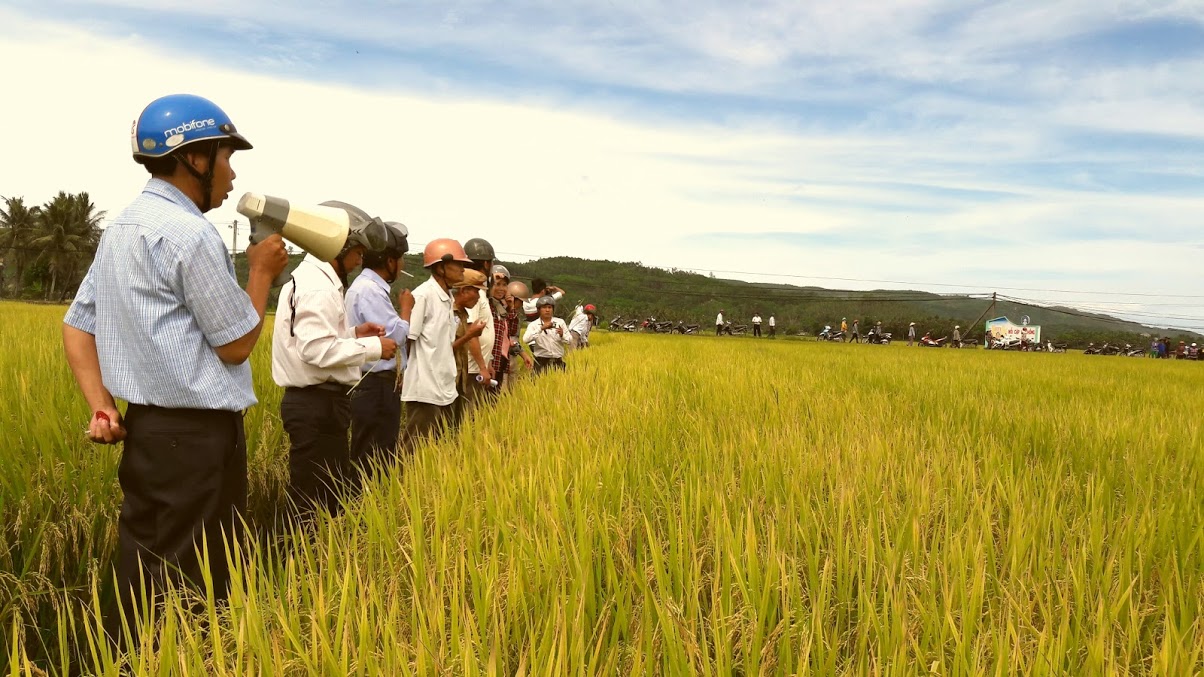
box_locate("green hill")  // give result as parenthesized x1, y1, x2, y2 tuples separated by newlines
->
(236, 253, 1200, 349)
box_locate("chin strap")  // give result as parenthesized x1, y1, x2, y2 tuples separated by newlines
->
(176, 143, 219, 212)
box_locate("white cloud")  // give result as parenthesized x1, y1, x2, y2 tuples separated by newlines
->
(3, 5, 1204, 329)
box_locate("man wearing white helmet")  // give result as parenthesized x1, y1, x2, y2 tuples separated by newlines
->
(272, 201, 397, 521)
(62, 94, 289, 639)
(907, 322, 916, 346)
(952, 324, 962, 348)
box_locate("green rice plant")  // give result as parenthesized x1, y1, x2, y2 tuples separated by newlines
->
(2, 303, 1202, 674)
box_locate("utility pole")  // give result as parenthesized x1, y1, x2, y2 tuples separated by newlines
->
(964, 292, 997, 347)
(225, 219, 240, 260)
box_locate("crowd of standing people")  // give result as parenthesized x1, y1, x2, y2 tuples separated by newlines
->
(60, 94, 597, 648)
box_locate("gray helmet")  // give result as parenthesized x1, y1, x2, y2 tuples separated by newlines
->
(362, 221, 409, 268)
(536, 295, 556, 308)
(320, 200, 389, 256)
(463, 237, 495, 262)
(492, 264, 510, 280)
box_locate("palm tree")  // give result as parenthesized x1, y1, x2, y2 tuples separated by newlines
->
(29, 192, 105, 300)
(0, 196, 40, 297)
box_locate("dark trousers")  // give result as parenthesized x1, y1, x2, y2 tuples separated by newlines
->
(716, 324, 723, 336)
(768, 326, 776, 338)
(350, 371, 401, 474)
(108, 404, 246, 642)
(533, 356, 565, 374)
(753, 324, 762, 337)
(402, 400, 458, 453)
(281, 386, 352, 521)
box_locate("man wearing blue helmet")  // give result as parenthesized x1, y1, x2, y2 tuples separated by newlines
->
(62, 93, 288, 641)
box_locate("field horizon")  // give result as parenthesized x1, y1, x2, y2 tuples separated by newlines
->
(2, 301, 1201, 675)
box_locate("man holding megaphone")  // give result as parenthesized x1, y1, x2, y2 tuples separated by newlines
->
(270, 201, 397, 521)
(62, 94, 289, 642)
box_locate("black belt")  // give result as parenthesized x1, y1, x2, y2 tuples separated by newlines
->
(363, 371, 395, 379)
(286, 382, 348, 394)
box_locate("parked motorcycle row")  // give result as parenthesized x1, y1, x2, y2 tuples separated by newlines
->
(608, 315, 702, 335)
(817, 327, 894, 344)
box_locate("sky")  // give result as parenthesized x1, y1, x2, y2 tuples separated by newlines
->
(2, 1, 1203, 329)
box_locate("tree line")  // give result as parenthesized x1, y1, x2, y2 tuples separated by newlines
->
(1, 193, 105, 301)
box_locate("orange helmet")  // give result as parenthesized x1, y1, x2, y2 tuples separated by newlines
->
(422, 238, 472, 268)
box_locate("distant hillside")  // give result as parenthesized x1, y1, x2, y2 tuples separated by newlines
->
(236, 253, 1201, 348)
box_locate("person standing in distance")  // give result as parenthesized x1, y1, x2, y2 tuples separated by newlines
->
(751, 312, 762, 338)
(907, 322, 916, 347)
(716, 309, 725, 336)
(345, 221, 413, 474)
(272, 202, 396, 520)
(62, 94, 288, 641)
(569, 303, 596, 349)
(402, 239, 471, 450)
(523, 278, 565, 321)
(768, 314, 776, 338)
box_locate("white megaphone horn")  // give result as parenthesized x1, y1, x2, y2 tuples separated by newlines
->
(236, 193, 351, 286)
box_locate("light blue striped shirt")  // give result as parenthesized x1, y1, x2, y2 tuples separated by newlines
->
(64, 179, 260, 411)
(345, 268, 409, 372)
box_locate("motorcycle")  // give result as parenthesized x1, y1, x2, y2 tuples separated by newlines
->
(671, 321, 699, 335)
(1099, 343, 1122, 356)
(1083, 343, 1101, 355)
(864, 329, 892, 345)
(919, 336, 947, 348)
(817, 327, 844, 342)
(1123, 344, 1146, 358)
(990, 336, 1023, 350)
(722, 321, 748, 336)
(608, 315, 625, 332)
(1045, 340, 1067, 353)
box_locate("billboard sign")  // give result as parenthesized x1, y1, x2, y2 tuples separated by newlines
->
(985, 316, 1041, 344)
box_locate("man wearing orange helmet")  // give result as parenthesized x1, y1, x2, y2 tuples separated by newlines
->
(401, 238, 470, 450)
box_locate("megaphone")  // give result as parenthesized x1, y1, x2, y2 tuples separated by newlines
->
(237, 193, 353, 286)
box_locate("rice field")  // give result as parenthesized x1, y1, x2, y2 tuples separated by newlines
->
(1, 300, 1202, 675)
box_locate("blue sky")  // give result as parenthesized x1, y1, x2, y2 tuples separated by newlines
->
(3, 1, 1204, 329)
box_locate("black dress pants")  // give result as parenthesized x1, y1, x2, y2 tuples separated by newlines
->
(281, 385, 352, 521)
(349, 371, 401, 474)
(108, 404, 246, 641)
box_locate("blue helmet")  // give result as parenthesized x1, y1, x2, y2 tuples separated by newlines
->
(131, 94, 252, 161)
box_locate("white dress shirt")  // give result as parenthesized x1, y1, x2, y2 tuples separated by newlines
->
(466, 293, 495, 375)
(716, 312, 724, 325)
(523, 317, 571, 358)
(272, 255, 383, 388)
(401, 277, 458, 406)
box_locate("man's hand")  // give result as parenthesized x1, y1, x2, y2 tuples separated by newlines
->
(379, 337, 398, 360)
(466, 320, 487, 339)
(356, 322, 385, 338)
(521, 352, 534, 369)
(245, 233, 289, 281)
(397, 288, 415, 320)
(87, 407, 127, 445)
(478, 365, 494, 383)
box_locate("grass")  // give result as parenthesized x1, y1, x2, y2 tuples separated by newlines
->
(2, 301, 1202, 674)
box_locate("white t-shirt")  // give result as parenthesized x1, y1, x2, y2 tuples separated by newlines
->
(752, 315, 762, 325)
(401, 277, 458, 406)
(466, 293, 495, 375)
(769, 316, 775, 327)
(716, 312, 724, 325)
(568, 312, 592, 341)
(522, 290, 564, 319)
